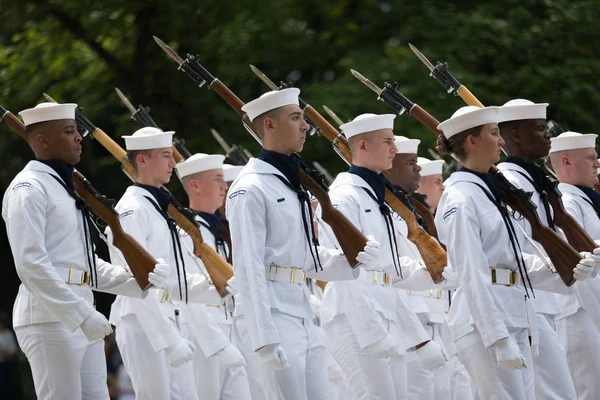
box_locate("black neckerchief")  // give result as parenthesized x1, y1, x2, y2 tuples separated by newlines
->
(350, 166, 402, 277)
(137, 183, 188, 303)
(460, 167, 534, 297)
(259, 150, 322, 272)
(38, 159, 98, 287)
(195, 211, 228, 259)
(134, 182, 171, 212)
(349, 165, 386, 203)
(393, 184, 431, 233)
(505, 157, 555, 230)
(413, 192, 430, 210)
(258, 149, 301, 190)
(575, 185, 600, 218)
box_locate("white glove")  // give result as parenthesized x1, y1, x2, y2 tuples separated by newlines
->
(365, 334, 400, 359)
(441, 265, 457, 284)
(327, 359, 347, 386)
(226, 276, 239, 296)
(148, 258, 171, 289)
(574, 255, 595, 281)
(80, 311, 113, 341)
(165, 339, 196, 367)
(494, 337, 526, 369)
(217, 344, 246, 368)
(356, 235, 381, 270)
(416, 340, 448, 371)
(591, 244, 600, 270)
(258, 343, 289, 370)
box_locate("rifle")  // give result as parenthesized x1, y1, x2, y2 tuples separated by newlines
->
(43, 94, 233, 296)
(114, 88, 234, 263)
(408, 45, 599, 255)
(321, 101, 440, 240)
(0, 105, 155, 290)
(247, 65, 446, 282)
(210, 128, 252, 166)
(351, 70, 581, 286)
(154, 36, 367, 268)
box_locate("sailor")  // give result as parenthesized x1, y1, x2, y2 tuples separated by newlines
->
(416, 157, 446, 213)
(496, 99, 595, 399)
(435, 105, 594, 399)
(108, 127, 216, 400)
(176, 153, 251, 399)
(318, 114, 448, 400)
(225, 88, 380, 400)
(549, 131, 600, 399)
(2, 103, 170, 400)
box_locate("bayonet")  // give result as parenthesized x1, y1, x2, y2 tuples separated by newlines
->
(350, 70, 415, 116)
(322, 105, 345, 127)
(249, 65, 279, 90)
(153, 36, 185, 66)
(211, 128, 250, 165)
(115, 88, 136, 114)
(211, 128, 232, 153)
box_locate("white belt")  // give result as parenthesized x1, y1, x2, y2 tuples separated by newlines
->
(370, 270, 391, 287)
(491, 268, 519, 286)
(266, 264, 306, 285)
(408, 289, 443, 299)
(55, 267, 90, 286)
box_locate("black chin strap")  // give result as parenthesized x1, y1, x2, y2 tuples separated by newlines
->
(144, 196, 188, 303)
(362, 188, 402, 278)
(273, 175, 322, 273)
(49, 174, 98, 288)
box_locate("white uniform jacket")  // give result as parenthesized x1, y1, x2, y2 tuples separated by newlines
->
(436, 171, 567, 348)
(497, 162, 566, 315)
(225, 158, 359, 352)
(178, 215, 233, 357)
(108, 185, 211, 352)
(558, 182, 600, 326)
(317, 172, 430, 351)
(2, 161, 144, 332)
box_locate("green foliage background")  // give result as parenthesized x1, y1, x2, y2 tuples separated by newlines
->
(1, 0, 599, 316)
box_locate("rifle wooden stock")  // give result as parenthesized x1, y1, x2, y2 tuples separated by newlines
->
(73, 171, 154, 289)
(207, 79, 367, 267)
(409, 103, 579, 286)
(85, 124, 234, 295)
(0, 109, 155, 290)
(413, 200, 439, 238)
(303, 104, 446, 281)
(453, 90, 598, 254)
(167, 204, 233, 296)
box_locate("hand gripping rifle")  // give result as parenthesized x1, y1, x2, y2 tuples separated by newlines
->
(247, 65, 447, 282)
(409, 45, 599, 255)
(321, 102, 441, 240)
(154, 36, 367, 268)
(42, 94, 233, 296)
(351, 70, 581, 286)
(114, 88, 234, 263)
(0, 105, 156, 290)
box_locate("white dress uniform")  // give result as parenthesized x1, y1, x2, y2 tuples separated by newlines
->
(551, 131, 600, 399)
(318, 168, 437, 400)
(178, 213, 252, 400)
(226, 157, 360, 400)
(3, 161, 148, 400)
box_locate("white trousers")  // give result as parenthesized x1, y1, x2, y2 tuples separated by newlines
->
(15, 321, 109, 400)
(182, 322, 251, 400)
(115, 315, 198, 400)
(448, 355, 476, 400)
(324, 314, 407, 400)
(232, 317, 266, 400)
(406, 323, 452, 400)
(533, 313, 577, 399)
(236, 310, 329, 400)
(557, 308, 600, 400)
(456, 328, 534, 400)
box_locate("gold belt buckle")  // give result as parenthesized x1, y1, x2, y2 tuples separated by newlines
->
(372, 270, 379, 285)
(384, 272, 391, 286)
(67, 269, 90, 286)
(160, 290, 170, 303)
(289, 268, 305, 284)
(81, 272, 90, 286)
(429, 289, 442, 299)
(510, 271, 518, 286)
(268, 264, 278, 282)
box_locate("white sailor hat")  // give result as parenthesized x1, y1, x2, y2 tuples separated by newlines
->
(418, 157, 445, 176)
(176, 153, 226, 179)
(498, 99, 548, 123)
(19, 102, 78, 127)
(340, 113, 396, 139)
(549, 131, 598, 154)
(241, 88, 300, 122)
(437, 106, 499, 139)
(223, 164, 244, 182)
(122, 127, 174, 151)
(394, 135, 420, 154)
